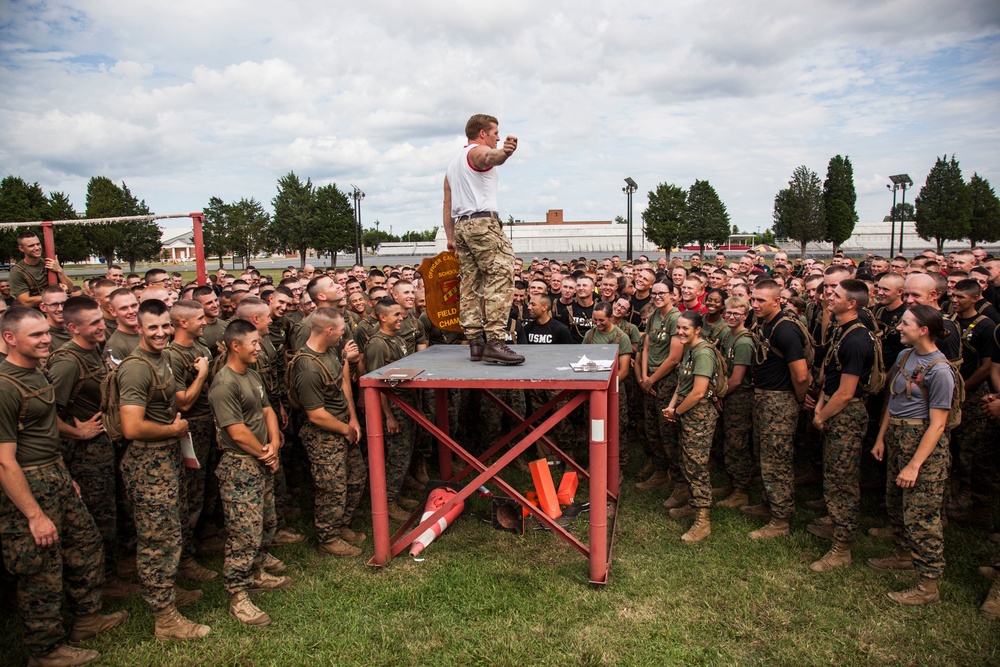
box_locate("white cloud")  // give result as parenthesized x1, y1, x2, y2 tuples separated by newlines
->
(0, 0, 998, 238)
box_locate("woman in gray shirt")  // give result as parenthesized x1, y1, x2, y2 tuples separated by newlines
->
(870, 305, 955, 607)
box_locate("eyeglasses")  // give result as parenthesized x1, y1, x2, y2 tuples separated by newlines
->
(723, 311, 745, 318)
(650, 291, 669, 297)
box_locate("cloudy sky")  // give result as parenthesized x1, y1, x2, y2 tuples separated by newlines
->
(2, 0, 999, 240)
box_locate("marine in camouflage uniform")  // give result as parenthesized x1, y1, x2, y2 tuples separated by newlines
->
(290, 308, 365, 554)
(0, 310, 122, 662)
(671, 342, 720, 509)
(584, 316, 633, 466)
(721, 326, 756, 495)
(637, 294, 682, 486)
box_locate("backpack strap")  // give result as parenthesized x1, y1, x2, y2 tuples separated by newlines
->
(119, 355, 172, 406)
(46, 347, 102, 420)
(0, 372, 56, 430)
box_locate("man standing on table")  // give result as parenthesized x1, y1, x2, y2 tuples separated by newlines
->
(443, 113, 524, 365)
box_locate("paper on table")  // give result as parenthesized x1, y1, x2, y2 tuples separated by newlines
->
(180, 432, 200, 469)
(570, 355, 613, 372)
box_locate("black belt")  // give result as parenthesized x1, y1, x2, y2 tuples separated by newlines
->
(457, 211, 499, 222)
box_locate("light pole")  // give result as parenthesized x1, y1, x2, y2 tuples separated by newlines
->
(887, 174, 912, 257)
(892, 174, 913, 255)
(623, 177, 638, 261)
(351, 184, 365, 265)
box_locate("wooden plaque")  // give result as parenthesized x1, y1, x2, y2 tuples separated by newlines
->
(419, 251, 463, 332)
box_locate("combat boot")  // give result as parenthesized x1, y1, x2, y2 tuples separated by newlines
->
(803, 498, 826, 511)
(318, 537, 362, 557)
(980, 579, 1000, 619)
(636, 458, 654, 480)
(196, 534, 225, 556)
(809, 541, 852, 572)
(397, 496, 420, 510)
(413, 456, 430, 484)
(468, 334, 486, 361)
(229, 591, 272, 627)
(69, 610, 130, 643)
(806, 520, 835, 541)
(711, 483, 733, 499)
(978, 566, 997, 581)
(27, 645, 100, 667)
(341, 526, 367, 544)
(668, 504, 696, 519)
(387, 501, 412, 521)
(177, 557, 218, 582)
(482, 339, 525, 365)
(249, 568, 293, 592)
(662, 483, 691, 509)
(102, 576, 141, 599)
(887, 576, 939, 606)
(867, 525, 895, 540)
(740, 503, 772, 519)
(681, 508, 711, 544)
(153, 605, 211, 641)
(635, 470, 670, 491)
(749, 518, 790, 540)
(716, 488, 749, 509)
(867, 549, 916, 572)
(263, 553, 287, 574)
(271, 527, 307, 546)
(174, 587, 203, 607)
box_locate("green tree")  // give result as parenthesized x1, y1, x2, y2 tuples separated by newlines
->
(312, 183, 356, 265)
(401, 229, 438, 242)
(114, 184, 158, 272)
(228, 198, 271, 266)
(362, 227, 398, 249)
(269, 171, 315, 268)
(202, 196, 231, 268)
(642, 183, 688, 259)
(85, 176, 156, 269)
(774, 165, 826, 258)
(882, 202, 915, 222)
(614, 215, 626, 225)
(0, 176, 48, 261)
(823, 155, 857, 251)
(683, 179, 730, 253)
(915, 155, 972, 253)
(967, 173, 1000, 247)
(47, 192, 89, 264)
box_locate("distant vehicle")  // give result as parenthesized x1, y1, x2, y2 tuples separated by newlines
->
(0, 262, 12, 271)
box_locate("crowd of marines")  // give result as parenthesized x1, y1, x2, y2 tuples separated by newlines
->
(1, 227, 998, 665)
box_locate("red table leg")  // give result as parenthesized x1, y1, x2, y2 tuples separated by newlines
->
(365, 386, 390, 566)
(607, 358, 620, 497)
(435, 388, 451, 480)
(589, 388, 608, 584)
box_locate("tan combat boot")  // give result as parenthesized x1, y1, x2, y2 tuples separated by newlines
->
(249, 568, 293, 592)
(101, 576, 141, 599)
(174, 587, 203, 607)
(229, 591, 272, 627)
(749, 518, 790, 540)
(711, 483, 733, 499)
(153, 605, 211, 641)
(867, 525, 895, 540)
(27, 645, 100, 667)
(867, 549, 915, 572)
(716, 488, 749, 509)
(271, 527, 308, 546)
(809, 541, 852, 572)
(635, 470, 670, 491)
(318, 537, 363, 557)
(263, 553, 287, 574)
(740, 503, 772, 519)
(681, 508, 711, 544)
(636, 458, 654, 480)
(413, 456, 431, 484)
(341, 526, 367, 544)
(662, 483, 691, 509)
(978, 566, 997, 581)
(69, 610, 130, 643)
(981, 579, 1000, 619)
(177, 557, 218, 582)
(887, 576, 939, 606)
(806, 519, 835, 541)
(386, 502, 412, 522)
(668, 504, 697, 519)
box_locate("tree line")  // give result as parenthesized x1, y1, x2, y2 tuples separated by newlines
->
(0, 171, 440, 269)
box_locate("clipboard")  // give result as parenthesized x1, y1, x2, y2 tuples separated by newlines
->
(379, 368, 423, 383)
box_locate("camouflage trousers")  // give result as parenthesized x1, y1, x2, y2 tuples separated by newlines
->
(623, 375, 644, 460)
(61, 433, 117, 577)
(217, 453, 276, 595)
(454, 215, 515, 342)
(643, 374, 680, 478)
(0, 461, 103, 657)
(299, 420, 366, 543)
(182, 417, 216, 557)
(886, 418, 950, 578)
(481, 389, 527, 452)
(120, 442, 185, 611)
(753, 389, 800, 519)
(679, 399, 720, 508)
(383, 400, 414, 502)
(721, 388, 754, 490)
(952, 386, 997, 510)
(821, 398, 869, 543)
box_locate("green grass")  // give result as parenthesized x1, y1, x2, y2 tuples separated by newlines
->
(2, 458, 997, 667)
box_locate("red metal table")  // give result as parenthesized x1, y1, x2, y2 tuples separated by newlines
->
(361, 344, 620, 584)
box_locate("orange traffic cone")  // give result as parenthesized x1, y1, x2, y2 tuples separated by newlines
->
(409, 485, 464, 556)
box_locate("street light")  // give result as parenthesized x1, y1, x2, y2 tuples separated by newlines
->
(887, 174, 912, 257)
(351, 184, 365, 265)
(623, 177, 638, 261)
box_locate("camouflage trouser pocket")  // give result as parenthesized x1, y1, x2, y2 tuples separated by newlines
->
(1, 530, 46, 577)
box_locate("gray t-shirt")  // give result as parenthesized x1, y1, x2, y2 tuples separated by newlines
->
(887, 348, 955, 419)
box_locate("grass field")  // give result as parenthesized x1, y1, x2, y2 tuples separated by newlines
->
(1, 456, 997, 667)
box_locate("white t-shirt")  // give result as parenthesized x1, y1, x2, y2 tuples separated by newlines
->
(446, 144, 498, 218)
